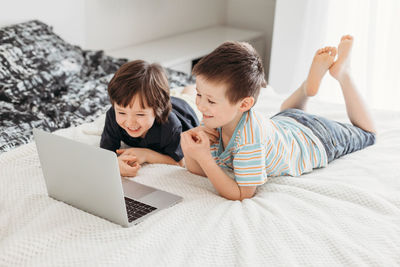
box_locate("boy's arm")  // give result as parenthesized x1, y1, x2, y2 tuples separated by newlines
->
(181, 130, 256, 200)
(180, 125, 219, 176)
(182, 152, 206, 177)
(197, 155, 256, 200)
(117, 126, 186, 166)
(144, 148, 184, 166)
(117, 154, 141, 177)
(117, 148, 183, 166)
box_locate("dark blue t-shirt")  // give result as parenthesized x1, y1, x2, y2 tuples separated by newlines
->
(100, 96, 199, 162)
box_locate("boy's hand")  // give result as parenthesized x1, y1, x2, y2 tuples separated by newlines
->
(190, 126, 219, 144)
(181, 130, 211, 162)
(117, 154, 141, 177)
(117, 148, 147, 164)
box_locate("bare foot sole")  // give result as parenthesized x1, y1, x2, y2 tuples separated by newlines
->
(181, 84, 196, 95)
(305, 46, 337, 96)
(329, 35, 353, 80)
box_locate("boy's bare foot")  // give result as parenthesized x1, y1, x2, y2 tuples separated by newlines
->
(181, 84, 196, 96)
(329, 35, 353, 81)
(305, 46, 337, 96)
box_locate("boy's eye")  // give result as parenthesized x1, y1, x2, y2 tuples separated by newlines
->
(137, 114, 146, 116)
(118, 112, 126, 115)
(208, 99, 216, 104)
(196, 93, 201, 97)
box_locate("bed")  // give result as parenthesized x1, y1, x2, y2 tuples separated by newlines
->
(0, 20, 194, 153)
(1, 21, 400, 266)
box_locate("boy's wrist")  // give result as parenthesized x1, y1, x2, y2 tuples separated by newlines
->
(142, 148, 153, 163)
(196, 153, 214, 167)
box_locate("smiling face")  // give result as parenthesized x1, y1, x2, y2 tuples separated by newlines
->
(114, 95, 156, 138)
(195, 75, 248, 134)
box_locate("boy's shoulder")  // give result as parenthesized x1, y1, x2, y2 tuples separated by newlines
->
(170, 96, 194, 115)
(233, 109, 272, 145)
(162, 111, 182, 132)
(104, 106, 118, 125)
(170, 96, 199, 131)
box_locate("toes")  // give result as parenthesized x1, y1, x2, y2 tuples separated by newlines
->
(330, 47, 337, 58)
(327, 46, 336, 56)
(319, 47, 336, 56)
(341, 35, 353, 41)
(316, 46, 338, 57)
(317, 47, 330, 55)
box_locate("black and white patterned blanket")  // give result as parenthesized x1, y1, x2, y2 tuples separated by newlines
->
(0, 20, 194, 153)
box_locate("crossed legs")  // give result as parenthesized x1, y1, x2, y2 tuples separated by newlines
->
(280, 35, 376, 134)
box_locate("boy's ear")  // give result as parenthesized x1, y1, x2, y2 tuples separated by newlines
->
(239, 96, 255, 112)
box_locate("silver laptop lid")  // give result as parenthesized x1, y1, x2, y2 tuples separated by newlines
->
(33, 129, 129, 226)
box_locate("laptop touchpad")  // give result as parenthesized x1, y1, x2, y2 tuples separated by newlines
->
(121, 179, 156, 199)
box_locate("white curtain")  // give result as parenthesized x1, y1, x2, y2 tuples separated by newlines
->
(269, 0, 400, 111)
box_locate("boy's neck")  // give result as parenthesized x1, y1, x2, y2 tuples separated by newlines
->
(221, 110, 246, 141)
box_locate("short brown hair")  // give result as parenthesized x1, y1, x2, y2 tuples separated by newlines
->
(192, 41, 266, 104)
(107, 60, 171, 123)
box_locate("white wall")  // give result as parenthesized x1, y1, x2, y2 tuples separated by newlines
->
(225, 0, 276, 79)
(268, 0, 329, 94)
(0, 0, 226, 50)
(0, 0, 86, 46)
(0, 0, 275, 77)
(84, 0, 226, 51)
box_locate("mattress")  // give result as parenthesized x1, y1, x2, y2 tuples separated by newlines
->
(1, 87, 399, 266)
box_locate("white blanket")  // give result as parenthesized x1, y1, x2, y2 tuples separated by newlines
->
(1, 88, 400, 266)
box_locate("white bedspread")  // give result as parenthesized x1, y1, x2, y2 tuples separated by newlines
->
(1, 88, 400, 266)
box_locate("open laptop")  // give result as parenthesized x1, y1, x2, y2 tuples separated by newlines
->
(33, 129, 182, 227)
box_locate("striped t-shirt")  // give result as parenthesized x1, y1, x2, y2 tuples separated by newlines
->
(210, 109, 328, 186)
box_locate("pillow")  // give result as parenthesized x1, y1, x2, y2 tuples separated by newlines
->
(0, 20, 127, 108)
(0, 20, 86, 104)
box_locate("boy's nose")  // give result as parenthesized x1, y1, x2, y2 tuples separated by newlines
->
(126, 117, 137, 126)
(197, 99, 206, 113)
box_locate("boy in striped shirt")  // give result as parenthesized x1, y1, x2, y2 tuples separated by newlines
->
(180, 35, 376, 201)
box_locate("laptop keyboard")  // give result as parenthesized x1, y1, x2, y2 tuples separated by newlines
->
(124, 197, 157, 223)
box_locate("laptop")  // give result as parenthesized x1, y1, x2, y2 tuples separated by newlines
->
(33, 129, 182, 227)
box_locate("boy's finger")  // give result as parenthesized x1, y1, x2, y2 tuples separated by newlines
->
(127, 163, 141, 172)
(209, 131, 217, 138)
(198, 131, 210, 142)
(205, 131, 218, 140)
(192, 135, 200, 143)
(182, 132, 193, 143)
(187, 130, 199, 138)
(116, 149, 125, 154)
(208, 130, 219, 138)
(128, 163, 140, 169)
(126, 161, 140, 168)
(133, 162, 141, 168)
(119, 155, 137, 162)
(180, 135, 187, 147)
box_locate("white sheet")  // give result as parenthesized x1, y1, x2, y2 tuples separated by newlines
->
(1, 87, 400, 266)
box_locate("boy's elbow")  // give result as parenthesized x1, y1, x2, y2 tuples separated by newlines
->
(177, 159, 185, 167)
(238, 193, 255, 201)
(238, 186, 257, 201)
(239, 195, 254, 201)
(188, 169, 207, 177)
(223, 193, 254, 201)
(221, 189, 256, 201)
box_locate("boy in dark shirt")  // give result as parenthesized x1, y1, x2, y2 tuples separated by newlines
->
(100, 60, 199, 177)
